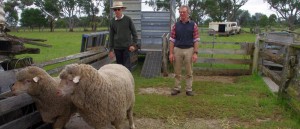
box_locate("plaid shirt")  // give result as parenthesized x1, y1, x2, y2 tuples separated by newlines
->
(169, 20, 200, 43)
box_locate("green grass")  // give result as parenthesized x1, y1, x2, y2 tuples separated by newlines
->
(8, 30, 300, 128)
(11, 31, 84, 63)
(133, 69, 300, 128)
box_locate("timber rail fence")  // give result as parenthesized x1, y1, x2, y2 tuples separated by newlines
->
(252, 32, 300, 113)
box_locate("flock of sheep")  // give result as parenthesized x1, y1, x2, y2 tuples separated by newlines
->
(11, 63, 136, 129)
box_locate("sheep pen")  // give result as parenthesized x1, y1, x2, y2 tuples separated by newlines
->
(11, 66, 77, 129)
(57, 64, 135, 129)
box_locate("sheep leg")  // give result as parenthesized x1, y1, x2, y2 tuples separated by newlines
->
(127, 107, 135, 129)
(111, 120, 122, 129)
(53, 116, 70, 129)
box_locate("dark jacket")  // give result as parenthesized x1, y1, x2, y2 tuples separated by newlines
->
(109, 15, 137, 50)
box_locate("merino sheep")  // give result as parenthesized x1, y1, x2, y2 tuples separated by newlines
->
(57, 64, 135, 129)
(11, 66, 76, 129)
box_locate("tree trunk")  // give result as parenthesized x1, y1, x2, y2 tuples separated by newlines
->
(50, 19, 55, 32)
(91, 15, 97, 31)
(68, 17, 74, 32)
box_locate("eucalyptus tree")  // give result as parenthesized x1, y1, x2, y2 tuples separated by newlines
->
(237, 10, 251, 27)
(204, 0, 227, 21)
(205, 0, 247, 22)
(22, 0, 62, 32)
(101, 0, 110, 28)
(259, 14, 268, 28)
(268, 14, 277, 27)
(226, 0, 248, 21)
(4, 0, 35, 26)
(60, 0, 79, 32)
(3, 0, 19, 27)
(266, 0, 300, 30)
(187, 0, 206, 24)
(77, 0, 102, 31)
(144, 0, 158, 11)
(20, 8, 47, 31)
(145, 0, 182, 11)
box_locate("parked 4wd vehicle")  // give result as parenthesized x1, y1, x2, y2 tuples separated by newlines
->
(209, 22, 241, 36)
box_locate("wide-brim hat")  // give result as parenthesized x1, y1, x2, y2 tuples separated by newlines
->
(110, 1, 127, 9)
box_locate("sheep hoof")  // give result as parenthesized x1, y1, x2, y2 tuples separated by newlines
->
(130, 124, 136, 129)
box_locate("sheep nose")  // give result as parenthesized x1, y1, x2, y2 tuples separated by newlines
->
(56, 89, 62, 96)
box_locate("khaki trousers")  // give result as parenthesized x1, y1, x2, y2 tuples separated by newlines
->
(173, 47, 193, 92)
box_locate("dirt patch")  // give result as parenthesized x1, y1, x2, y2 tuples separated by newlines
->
(138, 87, 171, 95)
(193, 76, 237, 84)
(138, 76, 238, 95)
(168, 74, 237, 84)
(65, 114, 225, 129)
(134, 118, 224, 129)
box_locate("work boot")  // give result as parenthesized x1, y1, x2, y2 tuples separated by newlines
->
(186, 91, 194, 96)
(171, 89, 180, 96)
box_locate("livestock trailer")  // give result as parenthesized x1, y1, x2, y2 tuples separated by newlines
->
(208, 22, 241, 36)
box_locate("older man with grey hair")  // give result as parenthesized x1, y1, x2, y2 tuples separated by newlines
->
(169, 5, 200, 96)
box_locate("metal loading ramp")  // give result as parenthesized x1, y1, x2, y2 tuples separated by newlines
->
(141, 51, 162, 78)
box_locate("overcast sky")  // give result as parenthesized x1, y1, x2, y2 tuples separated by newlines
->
(240, 0, 276, 16)
(141, 0, 276, 17)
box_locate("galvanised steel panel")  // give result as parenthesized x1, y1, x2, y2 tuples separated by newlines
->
(141, 21, 169, 26)
(123, 1, 141, 11)
(141, 11, 170, 49)
(141, 29, 169, 33)
(123, 12, 141, 19)
(110, 0, 174, 50)
(142, 26, 169, 30)
(142, 11, 170, 17)
(141, 43, 162, 49)
(142, 38, 163, 43)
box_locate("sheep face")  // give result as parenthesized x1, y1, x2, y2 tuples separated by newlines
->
(11, 79, 31, 95)
(57, 64, 82, 97)
(57, 76, 79, 96)
(11, 66, 44, 96)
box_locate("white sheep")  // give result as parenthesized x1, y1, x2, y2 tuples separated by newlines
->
(57, 63, 135, 129)
(11, 66, 76, 129)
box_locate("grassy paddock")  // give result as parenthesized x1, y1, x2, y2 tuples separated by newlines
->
(8, 30, 300, 128)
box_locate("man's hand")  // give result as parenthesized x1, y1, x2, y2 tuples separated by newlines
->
(129, 46, 136, 52)
(109, 51, 115, 59)
(169, 53, 175, 63)
(192, 53, 198, 63)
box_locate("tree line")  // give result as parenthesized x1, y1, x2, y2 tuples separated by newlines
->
(4, 0, 111, 32)
(3, 0, 300, 32)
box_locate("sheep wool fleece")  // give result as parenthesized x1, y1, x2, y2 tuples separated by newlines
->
(60, 64, 135, 129)
(14, 66, 76, 129)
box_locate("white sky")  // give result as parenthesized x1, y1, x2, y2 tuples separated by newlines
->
(141, 0, 276, 17)
(240, 0, 276, 16)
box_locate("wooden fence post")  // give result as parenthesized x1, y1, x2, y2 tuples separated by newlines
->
(279, 46, 297, 97)
(161, 33, 169, 77)
(252, 34, 260, 74)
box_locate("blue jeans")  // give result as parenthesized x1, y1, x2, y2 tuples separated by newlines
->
(114, 49, 131, 71)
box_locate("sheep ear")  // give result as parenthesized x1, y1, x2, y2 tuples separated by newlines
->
(73, 76, 80, 83)
(33, 76, 39, 83)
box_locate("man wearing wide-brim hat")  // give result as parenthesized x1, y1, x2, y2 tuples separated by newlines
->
(109, 1, 138, 71)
